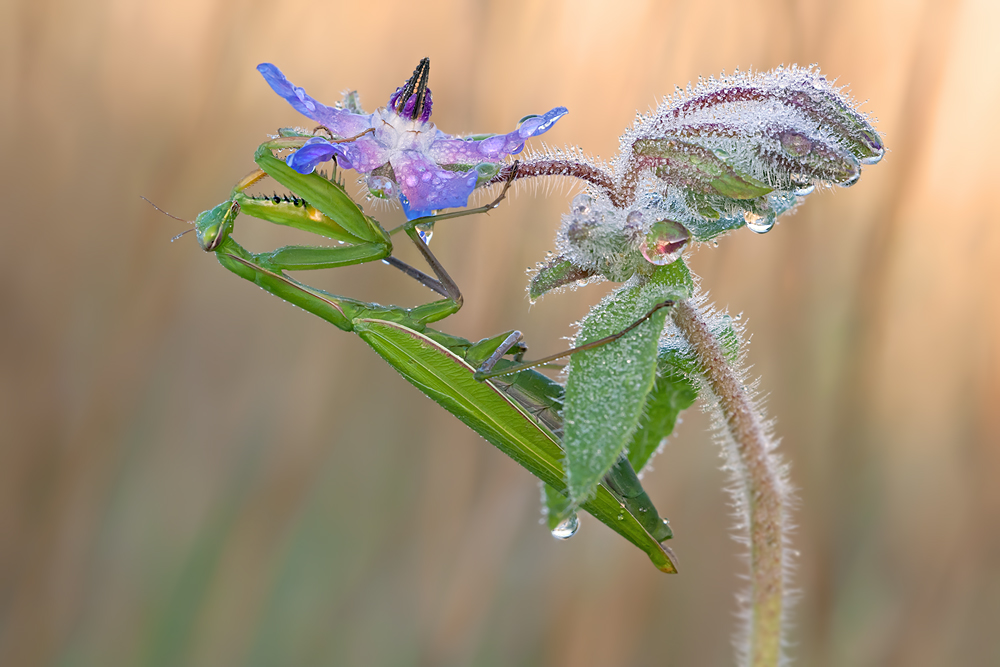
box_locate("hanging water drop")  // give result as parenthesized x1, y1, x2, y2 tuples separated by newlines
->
(417, 222, 434, 244)
(838, 170, 861, 188)
(793, 184, 816, 197)
(744, 210, 775, 234)
(551, 514, 579, 540)
(640, 219, 690, 265)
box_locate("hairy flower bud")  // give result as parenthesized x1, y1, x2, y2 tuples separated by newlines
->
(615, 65, 883, 238)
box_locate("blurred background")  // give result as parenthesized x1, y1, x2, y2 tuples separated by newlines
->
(2, 0, 998, 665)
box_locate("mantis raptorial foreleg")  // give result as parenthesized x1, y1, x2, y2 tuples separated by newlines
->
(200, 137, 520, 315)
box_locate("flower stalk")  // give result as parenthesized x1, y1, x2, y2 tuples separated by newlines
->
(671, 298, 789, 667)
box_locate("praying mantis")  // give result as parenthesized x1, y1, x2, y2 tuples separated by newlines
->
(176, 131, 696, 572)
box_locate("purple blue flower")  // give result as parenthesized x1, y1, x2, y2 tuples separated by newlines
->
(258, 60, 568, 219)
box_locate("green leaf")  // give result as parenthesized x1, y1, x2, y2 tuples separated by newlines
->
(354, 318, 678, 573)
(563, 260, 694, 506)
(529, 257, 596, 300)
(632, 137, 772, 199)
(627, 366, 698, 474)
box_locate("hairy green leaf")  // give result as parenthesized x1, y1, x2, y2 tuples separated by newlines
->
(563, 260, 694, 506)
(627, 366, 698, 474)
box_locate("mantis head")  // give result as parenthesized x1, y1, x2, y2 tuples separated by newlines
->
(194, 200, 240, 252)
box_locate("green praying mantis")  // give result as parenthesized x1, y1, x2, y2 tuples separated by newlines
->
(171, 131, 700, 573)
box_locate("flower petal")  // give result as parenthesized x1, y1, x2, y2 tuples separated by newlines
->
(341, 135, 391, 173)
(391, 151, 478, 219)
(258, 64, 373, 138)
(427, 106, 568, 165)
(286, 137, 353, 173)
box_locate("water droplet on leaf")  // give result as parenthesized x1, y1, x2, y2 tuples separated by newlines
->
(551, 514, 579, 539)
(744, 210, 775, 234)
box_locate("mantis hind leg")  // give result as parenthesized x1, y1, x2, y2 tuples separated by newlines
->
(473, 299, 677, 381)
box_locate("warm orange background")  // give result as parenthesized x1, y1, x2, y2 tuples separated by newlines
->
(2, 1, 998, 665)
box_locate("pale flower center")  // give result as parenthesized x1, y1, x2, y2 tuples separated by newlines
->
(374, 107, 436, 153)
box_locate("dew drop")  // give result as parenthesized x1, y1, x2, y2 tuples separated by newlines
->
(712, 239, 720, 248)
(793, 184, 816, 196)
(744, 210, 776, 234)
(838, 170, 862, 188)
(551, 514, 579, 540)
(640, 219, 690, 265)
(366, 174, 397, 199)
(860, 142, 885, 165)
(780, 131, 812, 157)
(417, 221, 434, 244)
(571, 193, 593, 216)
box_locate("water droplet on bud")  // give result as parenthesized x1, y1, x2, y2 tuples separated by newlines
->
(571, 193, 593, 216)
(780, 131, 812, 157)
(838, 170, 861, 187)
(640, 219, 690, 265)
(744, 210, 776, 234)
(793, 184, 816, 196)
(551, 514, 579, 539)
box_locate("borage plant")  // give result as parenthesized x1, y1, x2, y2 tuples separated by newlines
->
(178, 60, 882, 667)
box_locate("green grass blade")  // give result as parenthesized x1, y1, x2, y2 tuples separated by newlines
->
(354, 318, 678, 573)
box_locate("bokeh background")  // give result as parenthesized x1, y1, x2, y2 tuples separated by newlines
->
(3, 0, 999, 665)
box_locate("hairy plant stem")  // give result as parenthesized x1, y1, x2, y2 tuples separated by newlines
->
(671, 299, 787, 667)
